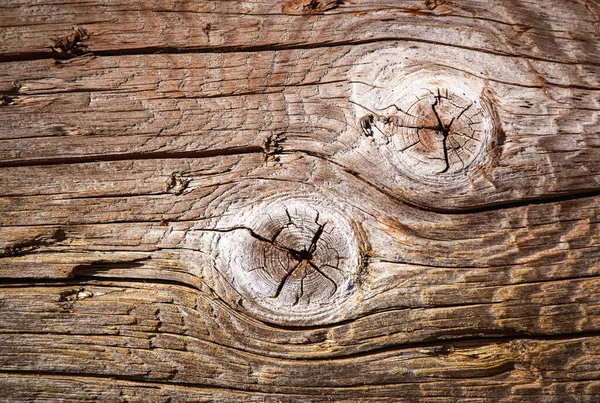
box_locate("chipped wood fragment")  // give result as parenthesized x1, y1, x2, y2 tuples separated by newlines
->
(50, 27, 91, 59)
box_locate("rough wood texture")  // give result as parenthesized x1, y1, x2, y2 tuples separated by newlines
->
(1, 0, 599, 401)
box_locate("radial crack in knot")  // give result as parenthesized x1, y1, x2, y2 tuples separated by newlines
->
(364, 85, 488, 176)
(215, 200, 362, 321)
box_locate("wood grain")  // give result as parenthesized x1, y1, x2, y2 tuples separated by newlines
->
(1, 0, 599, 401)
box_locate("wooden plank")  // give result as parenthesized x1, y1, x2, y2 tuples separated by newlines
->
(2, 152, 600, 328)
(0, 1, 599, 212)
(1, 0, 600, 401)
(0, 45, 598, 210)
(1, 277, 599, 355)
(1, 283, 600, 401)
(2, 374, 597, 403)
(0, 0, 598, 65)
(2, 186, 600, 336)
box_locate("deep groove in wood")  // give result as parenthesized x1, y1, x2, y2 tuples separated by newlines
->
(0, 146, 264, 168)
(1, 36, 599, 68)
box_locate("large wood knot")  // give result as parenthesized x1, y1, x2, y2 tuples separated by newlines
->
(353, 69, 496, 179)
(214, 199, 364, 324)
(344, 49, 503, 208)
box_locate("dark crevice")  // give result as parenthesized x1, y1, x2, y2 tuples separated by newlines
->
(0, 146, 264, 168)
(290, 249, 314, 261)
(71, 258, 150, 276)
(443, 188, 600, 215)
(203, 226, 286, 251)
(1, 228, 66, 257)
(264, 214, 332, 299)
(428, 88, 473, 174)
(208, 214, 336, 301)
(308, 218, 325, 254)
(430, 91, 452, 173)
(273, 260, 303, 298)
(293, 149, 600, 215)
(315, 330, 600, 362)
(274, 215, 334, 300)
(1, 36, 599, 68)
(0, 276, 200, 291)
(308, 260, 338, 296)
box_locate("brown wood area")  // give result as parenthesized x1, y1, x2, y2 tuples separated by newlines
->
(1, 0, 600, 401)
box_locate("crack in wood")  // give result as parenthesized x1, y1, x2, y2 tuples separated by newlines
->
(3, 35, 597, 68)
(214, 200, 362, 321)
(58, 287, 94, 310)
(1, 228, 66, 257)
(254, 211, 340, 303)
(272, 216, 333, 302)
(0, 146, 265, 168)
(0, 2, 599, 398)
(375, 87, 485, 175)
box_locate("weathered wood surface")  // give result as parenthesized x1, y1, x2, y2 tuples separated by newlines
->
(1, 0, 600, 401)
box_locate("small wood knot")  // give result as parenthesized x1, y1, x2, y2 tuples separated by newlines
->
(165, 172, 190, 195)
(425, 0, 445, 10)
(215, 199, 363, 323)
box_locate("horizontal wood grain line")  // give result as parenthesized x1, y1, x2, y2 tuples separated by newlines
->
(2, 376, 598, 403)
(1, 36, 599, 67)
(1, 277, 598, 362)
(432, 188, 600, 215)
(0, 374, 424, 403)
(297, 149, 600, 214)
(0, 326, 497, 364)
(2, 80, 351, 98)
(438, 63, 600, 91)
(0, 369, 271, 395)
(4, 142, 599, 215)
(0, 370, 523, 395)
(1, 332, 600, 397)
(0, 364, 518, 391)
(0, 145, 264, 168)
(1, 274, 599, 336)
(4, 327, 600, 363)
